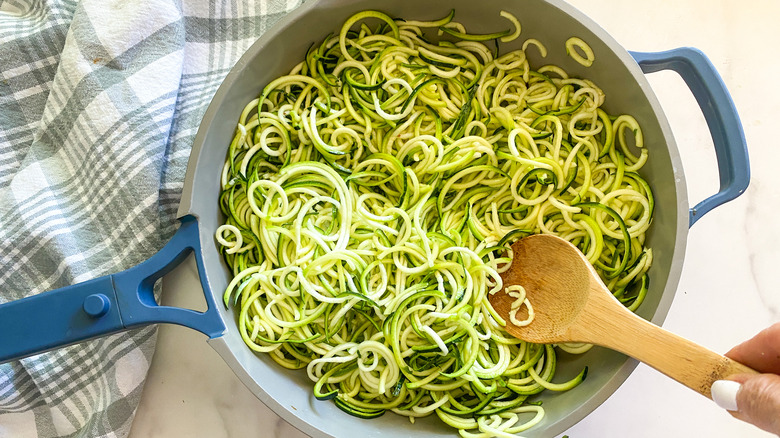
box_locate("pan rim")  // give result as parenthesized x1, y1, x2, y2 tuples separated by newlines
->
(181, 0, 690, 436)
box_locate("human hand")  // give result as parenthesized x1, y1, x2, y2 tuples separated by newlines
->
(711, 323, 780, 435)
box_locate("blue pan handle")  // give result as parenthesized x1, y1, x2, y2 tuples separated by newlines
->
(0, 215, 225, 363)
(630, 48, 750, 227)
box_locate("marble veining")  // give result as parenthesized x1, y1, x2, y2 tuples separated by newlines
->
(746, 182, 780, 319)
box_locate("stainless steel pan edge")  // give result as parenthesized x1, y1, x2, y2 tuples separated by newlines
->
(179, 0, 694, 436)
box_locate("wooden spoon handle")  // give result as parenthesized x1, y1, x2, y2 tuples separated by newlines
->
(594, 303, 757, 398)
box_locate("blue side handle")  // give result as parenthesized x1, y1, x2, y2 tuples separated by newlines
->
(0, 215, 225, 363)
(630, 48, 750, 227)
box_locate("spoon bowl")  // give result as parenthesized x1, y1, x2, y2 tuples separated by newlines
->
(490, 234, 756, 398)
(493, 233, 594, 344)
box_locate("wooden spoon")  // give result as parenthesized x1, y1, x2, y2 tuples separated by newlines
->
(489, 234, 757, 398)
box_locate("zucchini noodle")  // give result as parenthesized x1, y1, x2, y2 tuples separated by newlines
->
(506, 285, 534, 327)
(565, 37, 595, 67)
(216, 9, 653, 438)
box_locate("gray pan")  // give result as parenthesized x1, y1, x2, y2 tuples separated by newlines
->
(0, 0, 750, 436)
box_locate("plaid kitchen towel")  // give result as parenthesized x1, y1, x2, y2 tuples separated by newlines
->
(0, 0, 302, 436)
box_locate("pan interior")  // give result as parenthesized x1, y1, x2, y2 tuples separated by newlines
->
(183, 0, 688, 436)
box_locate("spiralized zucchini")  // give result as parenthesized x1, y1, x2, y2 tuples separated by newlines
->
(216, 9, 654, 438)
(565, 37, 595, 67)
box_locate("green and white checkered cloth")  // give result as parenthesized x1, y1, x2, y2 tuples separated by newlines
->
(0, 0, 302, 436)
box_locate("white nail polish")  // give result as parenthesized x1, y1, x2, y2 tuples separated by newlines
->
(711, 380, 741, 411)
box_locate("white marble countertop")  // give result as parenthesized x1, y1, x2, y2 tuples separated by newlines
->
(129, 1, 780, 437)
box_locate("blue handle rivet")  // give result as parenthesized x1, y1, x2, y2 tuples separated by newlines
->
(83, 294, 111, 318)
